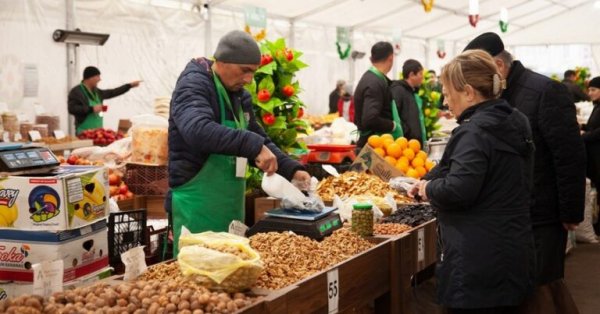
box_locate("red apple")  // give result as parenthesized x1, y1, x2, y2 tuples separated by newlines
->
(67, 155, 78, 165)
(119, 184, 129, 195)
(108, 174, 121, 186)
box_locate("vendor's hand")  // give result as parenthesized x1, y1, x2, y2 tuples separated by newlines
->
(255, 145, 277, 175)
(407, 181, 421, 199)
(418, 180, 430, 202)
(92, 104, 103, 113)
(292, 170, 311, 190)
(562, 223, 579, 231)
(130, 80, 142, 88)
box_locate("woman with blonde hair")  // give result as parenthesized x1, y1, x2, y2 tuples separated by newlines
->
(410, 50, 535, 313)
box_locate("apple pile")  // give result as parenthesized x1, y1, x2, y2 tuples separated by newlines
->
(108, 168, 134, 201)
(57, 155, 103, 166)
(77, 128, 125, 146)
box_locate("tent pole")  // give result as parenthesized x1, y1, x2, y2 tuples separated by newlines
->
(66, 0, 77, 136)
(204, 1, 213, 57)
(289, 20, 296, 48)
(349, 28, 355, 86)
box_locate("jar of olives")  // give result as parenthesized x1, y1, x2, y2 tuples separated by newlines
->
(352, 203, 373, 236)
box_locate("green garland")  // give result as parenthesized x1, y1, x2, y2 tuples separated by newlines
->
(336, 42, 351, 60)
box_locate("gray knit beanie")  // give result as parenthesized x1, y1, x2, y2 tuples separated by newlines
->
(214, 30, 261, 65)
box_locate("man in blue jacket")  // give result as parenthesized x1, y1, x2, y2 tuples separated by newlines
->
(168, 30, 310, 254)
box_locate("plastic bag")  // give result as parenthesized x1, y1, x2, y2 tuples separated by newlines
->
(389, 176, 419, 194)
(178, 232, 263, 292)
(130, 114, 168, 165)
(575, 181, 598, 243)
(262, 174, 324, 213)
(334, 195, 385, 223)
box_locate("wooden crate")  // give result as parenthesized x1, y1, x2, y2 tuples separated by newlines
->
(133, 195, 168, 219)
(279, 238, 392, 313)
(413, 219, 437, 273)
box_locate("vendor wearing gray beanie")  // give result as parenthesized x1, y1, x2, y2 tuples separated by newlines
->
(167, 30, 309, 255)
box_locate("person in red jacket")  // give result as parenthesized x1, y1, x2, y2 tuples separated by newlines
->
(337, 84, 355, 122)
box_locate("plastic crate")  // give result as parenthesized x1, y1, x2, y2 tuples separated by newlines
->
(125, 163, 169, 196)
(144, 225, 169, 266)
(107, 209, 147, 270)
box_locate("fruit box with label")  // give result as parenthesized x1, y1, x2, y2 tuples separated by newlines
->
(0, 165, 109, 231)
(0, 219, 109, 283)
(351, 145, 403, 182)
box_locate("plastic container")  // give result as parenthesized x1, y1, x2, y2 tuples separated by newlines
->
(32, 124, 49, 138)
(130, 114, 168, 165)
(352, 203, 374, 236)
(107, 209, 148, 272)
(20, 121, 33, 140)
(35, 115, 60, 135)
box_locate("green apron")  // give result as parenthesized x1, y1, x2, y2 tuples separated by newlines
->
(77, 83, 103, 134)
(361, 67, 403, 139)
(414, 94, 427, 144)
(171, 73, 247, 256)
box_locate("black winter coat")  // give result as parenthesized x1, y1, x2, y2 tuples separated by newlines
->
(503, 61, 586, 225)
(425, 99, 535, 308)
(390, 80, 424, 145)
(583, 101, 600, 186)
(354, 70, 395, 147)
(329, 90, 340, 114)
(67, 83, 131, 130)
(562, 79, 590, 103)
(166, 58, 304, 209)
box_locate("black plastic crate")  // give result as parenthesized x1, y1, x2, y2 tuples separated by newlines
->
(107, 209, 147, 269)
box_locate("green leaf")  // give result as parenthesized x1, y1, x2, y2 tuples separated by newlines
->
(279, 74, 293, 87)
(256, 62, 277, 75)
(255, 101, 274, 113)
(269, 116, 287, 130)
(292, 59, 308, 70)
(258, 76, 275, 94)
(282, 128, 297, 145)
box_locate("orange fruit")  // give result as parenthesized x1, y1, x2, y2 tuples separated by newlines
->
(395, 137, 409, 150)
(381, 133, 394, 141)
(368, 135, 383, 148)
(386, 143, 403, 159)
(408, 139, 421, 153)
(416, 166, 427, 177)
(384, 156, 397, 166)
(425, 159, 435, 171)
(374, 147, 386, 157)
(412, 157, 425, 168)
(416, 150, 428, 161)
(382, 138, 394, 148)
(403, 148, 415, 161)
(395, 160, 409, 173)
(406, 168, 419, 179)
(398, 156, 410, 166)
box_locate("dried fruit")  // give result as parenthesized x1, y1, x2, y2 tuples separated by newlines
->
(317, 171, 413, 203)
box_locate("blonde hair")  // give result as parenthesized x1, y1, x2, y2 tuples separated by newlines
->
(440, 49, 505, 99)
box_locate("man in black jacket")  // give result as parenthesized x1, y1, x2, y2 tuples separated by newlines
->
(390, 59, 426, 145)
(465, 32, 585, 310)
(354, 42, 400, 147)
(563, 69, 590, 103)
(67, 66, 140, 134)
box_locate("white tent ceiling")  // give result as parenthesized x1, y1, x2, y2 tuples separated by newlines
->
(206, 0, 598, 45)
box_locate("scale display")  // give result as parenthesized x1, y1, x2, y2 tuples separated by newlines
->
(0, 147, 60, 172)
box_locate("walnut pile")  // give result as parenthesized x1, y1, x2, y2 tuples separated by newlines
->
(373, 223, 412, 235)
(317, 171, 412, 203)
(249, 229, 375, 289)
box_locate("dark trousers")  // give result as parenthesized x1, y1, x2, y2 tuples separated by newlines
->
(532, 223, 567, 285)
(445, 306, 518, 314)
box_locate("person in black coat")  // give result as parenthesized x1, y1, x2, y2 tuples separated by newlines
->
(563, 69, 590, 103)
(390, 59, 426, 145)
(67, 66, 140, 134)
(464, 32, 584, 313)
(354, 42, 399, 147)
(583, 76, 600, 187)
(410, 50, 535, 313)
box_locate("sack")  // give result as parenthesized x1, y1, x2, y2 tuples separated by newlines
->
(177, 232, 263, 292)
(575, 180, 598, 243)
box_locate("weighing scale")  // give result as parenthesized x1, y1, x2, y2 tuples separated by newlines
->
(0, 144, 60, 175)
(246, 207, 343, 240)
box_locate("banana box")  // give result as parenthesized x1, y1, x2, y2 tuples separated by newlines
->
(0, 219, 109, 283)
(0, 166, 108, 231)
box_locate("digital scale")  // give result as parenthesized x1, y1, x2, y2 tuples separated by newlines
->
(246, 207, 343, 240)
(0, 144, 60, 175)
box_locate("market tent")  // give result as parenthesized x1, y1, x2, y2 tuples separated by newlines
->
(0, 0, 598, 133)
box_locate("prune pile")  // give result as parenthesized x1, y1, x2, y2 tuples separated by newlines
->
(381, 204, 436, 227)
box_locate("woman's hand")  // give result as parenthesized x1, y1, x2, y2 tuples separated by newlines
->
(408, 180, 430, 202)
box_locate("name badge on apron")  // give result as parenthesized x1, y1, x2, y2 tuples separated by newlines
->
(236, 157, 248, 178)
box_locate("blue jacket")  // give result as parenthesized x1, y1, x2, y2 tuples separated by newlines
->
(166, 58, 304, 210)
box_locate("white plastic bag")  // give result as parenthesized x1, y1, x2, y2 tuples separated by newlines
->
(262, 174, 324, 212)
(575, 180, 598, 243)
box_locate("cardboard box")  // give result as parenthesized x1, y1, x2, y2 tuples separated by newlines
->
(0, 219, 109, 283)
(0, 266, 112, 300)
(0, 166, 109, 231)
(254, 197, 281, 223)
(118, 119, 132, 134)
(351, 145, 403, 182)
(134, 196, 167, 219)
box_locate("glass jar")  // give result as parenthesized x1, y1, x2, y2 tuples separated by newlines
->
(352, 203, 373, 236)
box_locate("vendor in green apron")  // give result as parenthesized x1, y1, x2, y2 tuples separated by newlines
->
(390, 59, 428, 146)
(67, 66, 141, 134)
(354, 41, 403, 148)
(168, 30, 310, 256)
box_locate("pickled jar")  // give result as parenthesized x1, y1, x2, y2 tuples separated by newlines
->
(352, 203, 373, 236)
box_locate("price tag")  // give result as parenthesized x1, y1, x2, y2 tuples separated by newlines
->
(32, 260, 64, 297)
(2, 133, 10, 143)
(33, 104, 45, 115)
(121, 246, 147, 281)
(13, 133, 22, 142)
(235, 157, 247, 178)
(54, 130, 66, 140)
(417, 228, 425, 263)
(29, 130, 42, 142)
(228, 220, 249, 237)
(327, 268, 339, 314)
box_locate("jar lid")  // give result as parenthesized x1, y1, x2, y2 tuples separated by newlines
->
(353, 203, 372, 210)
